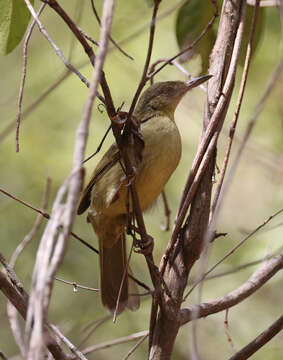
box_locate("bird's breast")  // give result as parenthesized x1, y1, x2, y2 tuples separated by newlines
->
(136, 116, 182, 211)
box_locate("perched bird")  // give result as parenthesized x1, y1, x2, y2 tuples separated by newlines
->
(77, 75, 211, 313)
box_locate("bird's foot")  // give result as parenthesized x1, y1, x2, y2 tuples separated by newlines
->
(134, 235, 154, 255)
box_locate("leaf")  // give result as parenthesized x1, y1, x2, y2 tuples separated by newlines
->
(0, 0, 34, 55)
(175, 0, 216, 74)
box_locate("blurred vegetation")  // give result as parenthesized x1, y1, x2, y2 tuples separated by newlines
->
(0, 1, 282, 359)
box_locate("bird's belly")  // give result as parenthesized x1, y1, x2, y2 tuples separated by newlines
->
(100, 120, 181, 217)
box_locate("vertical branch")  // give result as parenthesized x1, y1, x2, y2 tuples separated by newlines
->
(25, 1, 116, 359)
(150, 1, 247, 359)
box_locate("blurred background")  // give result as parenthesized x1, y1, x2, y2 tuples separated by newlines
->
(0, 0, 282, 359)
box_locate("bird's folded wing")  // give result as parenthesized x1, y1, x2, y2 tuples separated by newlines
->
(77, 143, 120, 215)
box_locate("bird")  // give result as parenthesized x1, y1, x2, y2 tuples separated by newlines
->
(77, 75, 211, 314)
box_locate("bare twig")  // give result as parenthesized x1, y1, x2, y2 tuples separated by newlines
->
(0, 255, 69, 359)
(0, 70, 72, 143)
(16, 3, 46, 152)
(71, 331, 149, 358)
(122, 333, 149, 360)
(160, 0, 246, 276)
(204, 246, 283, 280)
(224, 309, 236, 351)
(25, 1, 116, 358)
(78, 315, 111, 348)
(128, 0, 161, 117)
(10, 178, 51, 268)
(90, 0, 133, 60)
(77, 25, 99, 47)
(0, 187, 99, 254)
(24, 0, 95, 91)
(48, 324, 88, 360)
(148, 2, 218, 79)
(180, 254, 283, 325)
(55, 277, 99, 292)
(210, 0, 261, 218)
(227, 315, 283, 360)
(184, 207, 283, 299)
(7, 177, 51, 357)
(216, 59, 283, 209)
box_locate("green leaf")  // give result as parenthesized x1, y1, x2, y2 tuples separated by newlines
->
(175, 0, 216, 74)
(0, 0, 34, 55)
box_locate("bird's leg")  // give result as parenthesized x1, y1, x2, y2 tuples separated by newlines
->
(128, 223, 154, 255)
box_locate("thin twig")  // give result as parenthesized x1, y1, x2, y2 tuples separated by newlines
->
(83, 125, 111, 163)
(0, 187, 99, 254)
(78, 315, 111, 348)
(0, 262, 69, 359)
(48, 324, 88, 360)
(227, 315, 283, 360)
(25, 2, 116, 358)
(160, 0, 246, 275)
(7, 177, 51, 357)
(204, 246, 283, 280)
(71, 331, 149, 358)
(210, 0, 261, 219)
(224, 309, 236, 351)
(214, 59, 283, 213)
(16, 3, 46, 152)
(184, 208, 283, 300)
(77, 25, 99, 47)
(122, 333, 149, 360)
(90, 0, 133, 60)
(148, 2, 218, 79)
(128, 0, 161, 118)
(180, 254, 283, 325)
(24, 0, 96, 94)
(55, 277, 99, 292)
(0, 70, 72, 143)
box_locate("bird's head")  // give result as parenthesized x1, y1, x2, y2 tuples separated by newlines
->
(134, 75, 212, 120)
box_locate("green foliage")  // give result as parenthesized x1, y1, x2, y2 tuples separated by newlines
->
(176, 0, 267, 74)
(0, 0, 33, 55)
(176, 0, 216, 74)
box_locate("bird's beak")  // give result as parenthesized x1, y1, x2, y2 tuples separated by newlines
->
(185, 74, 213, 90)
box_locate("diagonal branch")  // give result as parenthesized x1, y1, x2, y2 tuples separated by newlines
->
(227, 315, 283, 360)
(180, 254, 283, 325)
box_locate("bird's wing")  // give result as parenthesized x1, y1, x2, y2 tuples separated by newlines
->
(77, 143, 120, 215)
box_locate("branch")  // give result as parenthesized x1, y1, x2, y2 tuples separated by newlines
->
(0, 186, 99, 254)
(0, 256, 69, 360)
(43, 0, 115, 117)
(184, 207, 283, 299)
(71, 331, 149, 358)
(210, 0, 261, 218)
(227, 315, 283, 360)
(180, 254, 283, 325)
(25, 1, 116, 358)
(16, 3, 46, 152)
(24, 0, 93, 91)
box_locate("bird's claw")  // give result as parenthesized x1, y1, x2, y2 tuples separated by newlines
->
(134, 235, 154, 255)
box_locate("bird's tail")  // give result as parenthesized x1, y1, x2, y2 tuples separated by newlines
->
(89, 214, 139, 313)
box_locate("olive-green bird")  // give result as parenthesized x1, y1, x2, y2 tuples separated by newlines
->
(77, 75, 211, 313)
